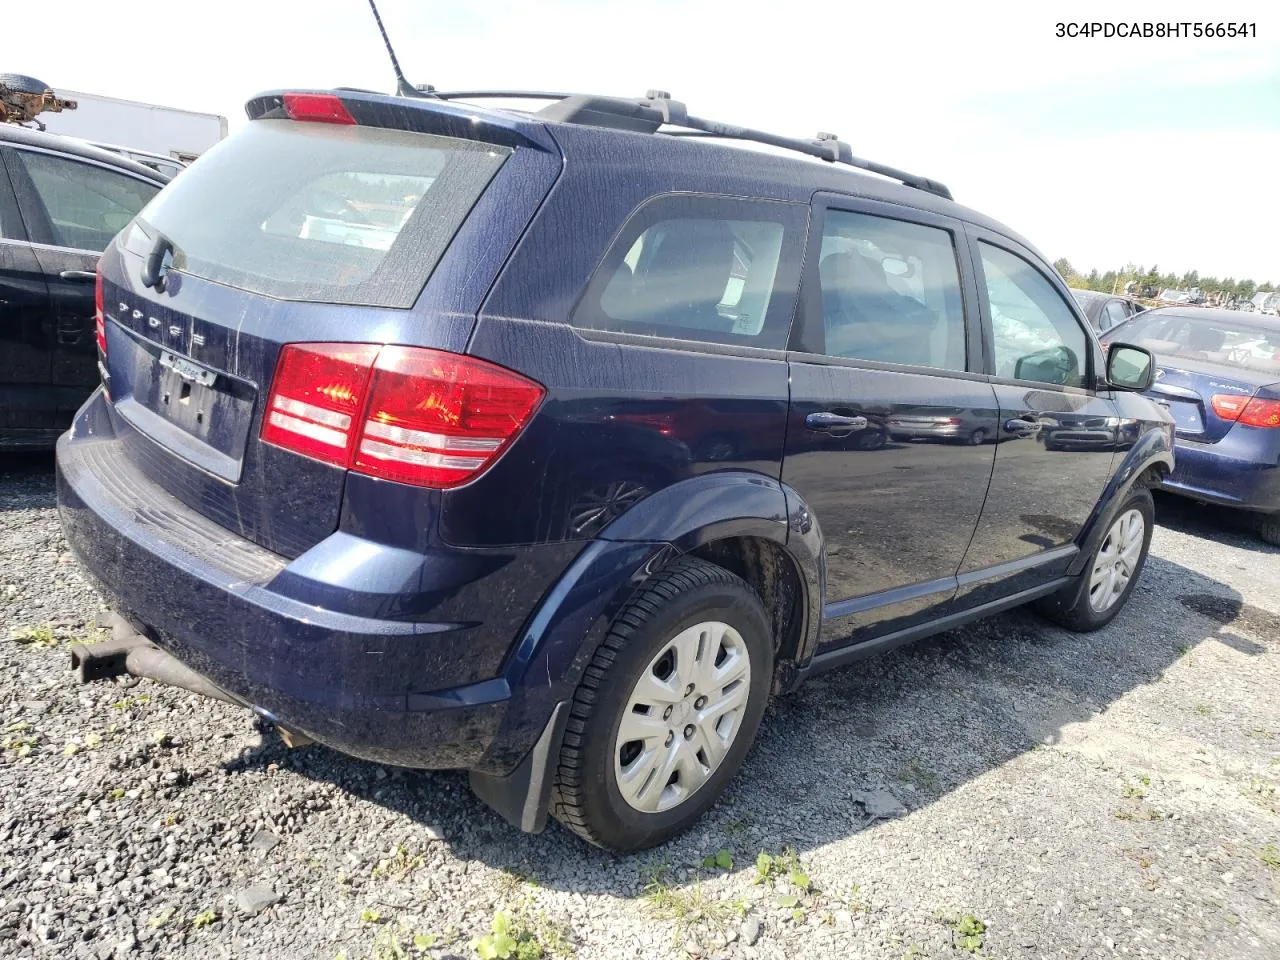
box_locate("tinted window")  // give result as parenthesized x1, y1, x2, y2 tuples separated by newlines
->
(1102, 300, 1130, 331)
(817, 211, 966, 370)
(574, 195, 805, 350)
(13, 150, 158, 251)
(1117, 312, 1280, 376)
(980, 243, 1089, 388)
(127, 120, 509, 308)
(0, 159, 22, 240)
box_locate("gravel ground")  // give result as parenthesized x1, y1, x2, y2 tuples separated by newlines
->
(2, 452, 1278, 960)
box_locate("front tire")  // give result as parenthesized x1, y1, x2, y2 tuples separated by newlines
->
(551, 557, 773, 851)
(1034, 486, 1154, 632)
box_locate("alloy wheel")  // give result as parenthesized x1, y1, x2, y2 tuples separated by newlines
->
(1088, 508, 1145, 612)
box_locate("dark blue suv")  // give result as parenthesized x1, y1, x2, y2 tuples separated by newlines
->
(56, 88, 1173, 851)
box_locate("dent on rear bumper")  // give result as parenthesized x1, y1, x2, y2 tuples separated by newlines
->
(55, 395, 583, 769)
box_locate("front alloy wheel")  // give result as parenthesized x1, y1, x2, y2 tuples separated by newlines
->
(1088, 508, 1145, 612)
(1033, 485, 1155, 632)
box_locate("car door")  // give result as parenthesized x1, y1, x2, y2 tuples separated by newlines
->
(0, 148, 57, 444)
(781, 195, 998, 650)
(957, 229, 1117, 604)
(5, 145, 160, 426)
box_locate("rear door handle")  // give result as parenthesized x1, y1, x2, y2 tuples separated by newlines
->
(806, 412, 868, 431)
(59, 270, 97, 281)
(1003, 417, 1041, 436)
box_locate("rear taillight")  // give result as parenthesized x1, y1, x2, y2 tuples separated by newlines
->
(260, 344, 381, 465)
(261, 344, 545, 488)
(1211, 394, 1250, 420)
(94, 266, 105, 355)
(1211, 394, 1280, 428)
(282, 93, 356, 125)
(1239, 398, 1280, 428)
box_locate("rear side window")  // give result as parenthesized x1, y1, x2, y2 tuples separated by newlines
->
(125, 120, 510, 308)
(573, 195, 806, 350)
(10, 150, 159, 252)
(817, 210, 967, 371)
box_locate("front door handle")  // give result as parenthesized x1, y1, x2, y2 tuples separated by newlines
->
(59, 270, 97, 281)
(806, 412, 869, 432)
(1003, 417, 1041, 436)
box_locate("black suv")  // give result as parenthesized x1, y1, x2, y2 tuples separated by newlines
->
(1, 124, 165, 448)
(57, 88, 1172, 851)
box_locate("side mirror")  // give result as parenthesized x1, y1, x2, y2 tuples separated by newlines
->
(1106, 343, 1155, 391)
(1014, 345, 1078, 385)
(881, 256, 914, 278)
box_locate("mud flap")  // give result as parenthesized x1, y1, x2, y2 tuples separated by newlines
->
(468, 701, 568, 834)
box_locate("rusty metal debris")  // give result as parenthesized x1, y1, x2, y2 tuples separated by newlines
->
(1, 73, 77, 130)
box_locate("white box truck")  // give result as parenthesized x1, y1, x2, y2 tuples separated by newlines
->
(39, 88, 228, 176)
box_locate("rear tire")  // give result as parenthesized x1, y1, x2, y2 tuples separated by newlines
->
(1260, 513, 1280, 547)
(551, 557, 773, 852)
(1034, 486, 1154, 632)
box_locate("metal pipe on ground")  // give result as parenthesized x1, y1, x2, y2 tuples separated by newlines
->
(68, 612, 315, 747)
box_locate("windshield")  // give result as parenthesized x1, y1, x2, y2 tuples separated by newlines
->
(126, 119, 510, 308)
(1117, 312, 1280, 375)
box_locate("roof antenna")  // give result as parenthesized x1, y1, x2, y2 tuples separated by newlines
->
(365, 0, 436, 98)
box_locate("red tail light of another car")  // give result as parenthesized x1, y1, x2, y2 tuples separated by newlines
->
(94, 265, 105, 356)
(1211, 394, 1280, 428)
(261, 344, 545, 488)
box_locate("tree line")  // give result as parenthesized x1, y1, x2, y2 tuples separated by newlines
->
(1052, 259, 1276, 301)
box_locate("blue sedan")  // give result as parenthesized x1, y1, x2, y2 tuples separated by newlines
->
(1101, 307, 1280, 545)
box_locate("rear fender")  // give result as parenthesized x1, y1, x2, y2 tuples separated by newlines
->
(470, 472, 825, 831)
(603, 471, 825, 677)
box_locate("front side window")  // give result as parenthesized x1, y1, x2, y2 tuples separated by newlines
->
(574, 195, 805, 350)
(817, 210, 967, 370)
(13, 150, 158, 252)
(980, 242, 1089, 388)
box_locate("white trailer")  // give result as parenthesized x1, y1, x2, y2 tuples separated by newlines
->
(39, 89, 227, 170)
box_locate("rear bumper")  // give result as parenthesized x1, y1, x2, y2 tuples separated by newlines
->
(1158, 434, 1280, 513)
(55, 391, 580, 770)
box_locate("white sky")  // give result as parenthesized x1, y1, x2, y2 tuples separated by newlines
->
(14, 0, 1280, 282)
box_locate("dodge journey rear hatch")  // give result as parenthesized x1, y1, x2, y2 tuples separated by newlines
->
(97, 92, 559, 556)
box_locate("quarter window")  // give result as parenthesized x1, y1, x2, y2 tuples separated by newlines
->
(574, 195, 805, 350)
(816, 210, 967, 371)
(980, 243, 1089, 388)
(12, 151, 158, 252)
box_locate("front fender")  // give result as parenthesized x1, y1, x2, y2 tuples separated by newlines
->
(1067, 421, 1174, 577)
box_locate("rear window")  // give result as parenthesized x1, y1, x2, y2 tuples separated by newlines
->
(1118, 312, 1280, 376)
(125, 119, 510, 307)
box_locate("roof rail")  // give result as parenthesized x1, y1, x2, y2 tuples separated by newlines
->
(415, 88, 954, 200)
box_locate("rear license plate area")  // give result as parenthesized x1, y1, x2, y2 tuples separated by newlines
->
(108, 327, 257, 483)
(155, 360, 220, 436)
(1164, 400, 1204, 434)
